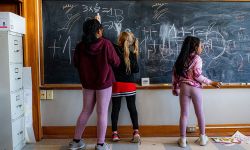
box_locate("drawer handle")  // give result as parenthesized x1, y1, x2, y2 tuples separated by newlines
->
(17, 130, 23, 135)
(14, 40, 19, 45)
(15, 68, 19, 73)
(16, 104, 22, 108)
(15, 77, 21, 80)
(16, 95, 20, 101)
(14, 49, 20, 52)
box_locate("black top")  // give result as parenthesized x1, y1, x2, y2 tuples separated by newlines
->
(112, 44, 139, 83)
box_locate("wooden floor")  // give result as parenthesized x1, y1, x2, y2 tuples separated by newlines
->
(23, 137, 250, 150)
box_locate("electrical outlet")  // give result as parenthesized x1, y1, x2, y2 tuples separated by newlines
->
(46, 90, 53, 100)
(187, 126, 196, 133)
(40, 90, 47, 100)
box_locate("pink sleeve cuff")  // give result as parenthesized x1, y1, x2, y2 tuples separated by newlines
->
(196, 75, 212, 85)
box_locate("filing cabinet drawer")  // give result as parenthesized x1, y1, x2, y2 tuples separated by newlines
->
(10, 90, 24, 120)
(0, 13, 25, 150)
(14, 140, 25, 150)
(8, 34, 23, 63)
(12, 116, 25, 148)
(9, 64, 23, 92)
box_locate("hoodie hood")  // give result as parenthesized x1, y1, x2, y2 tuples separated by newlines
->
(85, 37, 105, 55)
(73, 37, 120, 90)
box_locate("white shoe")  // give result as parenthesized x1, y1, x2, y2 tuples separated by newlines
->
(95, 143, 110, 150)
(178, 137, 187, 148)
(68, 139, 86, 150)
(199, 134, 208, 146)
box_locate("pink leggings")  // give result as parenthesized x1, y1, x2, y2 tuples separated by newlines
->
(179, 83, 205, 137)
(74, 86, 112, 143)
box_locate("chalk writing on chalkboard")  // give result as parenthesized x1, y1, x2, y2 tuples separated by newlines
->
(43, 1, 250, 84)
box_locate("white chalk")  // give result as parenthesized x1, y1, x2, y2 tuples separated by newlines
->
(96, 13, 101, 23)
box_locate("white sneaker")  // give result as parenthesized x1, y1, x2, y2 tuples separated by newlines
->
(178, 137, 187, 148)
(95, 143, 110, 150)
(199, 134, 208, 146)
(68, 139, 86, 150)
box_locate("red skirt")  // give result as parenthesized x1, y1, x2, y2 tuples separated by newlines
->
(112, 82, 136, 97)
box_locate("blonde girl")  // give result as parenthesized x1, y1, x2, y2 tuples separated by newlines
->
(111, 32, 140, 143)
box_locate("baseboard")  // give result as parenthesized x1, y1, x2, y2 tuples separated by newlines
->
(42, 124, 250, 139)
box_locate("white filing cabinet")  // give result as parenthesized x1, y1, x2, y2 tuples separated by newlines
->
(0, 12, 25, 150)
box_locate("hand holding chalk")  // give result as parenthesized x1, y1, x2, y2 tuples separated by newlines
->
(95, 13, 101, 23)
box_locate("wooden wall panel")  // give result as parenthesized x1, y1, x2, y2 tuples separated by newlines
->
(23, 0, 42, 141)
(0, 1, 22, 15)
(43, 124, 250, 139)
(0, 4, 18, 14)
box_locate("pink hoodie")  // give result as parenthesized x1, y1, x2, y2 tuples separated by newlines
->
(172, 55, 212, 90)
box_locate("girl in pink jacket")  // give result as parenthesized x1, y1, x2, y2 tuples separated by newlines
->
(172, 36, 221, 148)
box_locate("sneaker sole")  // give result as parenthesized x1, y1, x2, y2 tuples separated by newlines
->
(200, 141, 208, 146)
(199, 137, 208, 146)
(68, 145, 86, 150)
(178, 143, 187, 148)
(95, 144, 111, 150)
(178, 140, 187, 148)
(131, 136, 141, 143)
(112, 138, 121, 142)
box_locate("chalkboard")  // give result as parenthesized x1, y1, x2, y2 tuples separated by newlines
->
(42, 1, 250, 84)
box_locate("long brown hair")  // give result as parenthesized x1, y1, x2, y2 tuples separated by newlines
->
(174, 36, 200, 76)
(118, 32, 139, 73)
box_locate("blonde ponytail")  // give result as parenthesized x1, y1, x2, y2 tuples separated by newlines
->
(123, 40, 131, 73)
(133, 38, 139, 59)
(118, 31, 139, 74)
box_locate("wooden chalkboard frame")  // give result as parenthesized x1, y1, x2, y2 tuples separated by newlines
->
(40, 0, 250, 89)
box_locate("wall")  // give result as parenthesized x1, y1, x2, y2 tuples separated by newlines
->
(41, 89, 250, 126)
